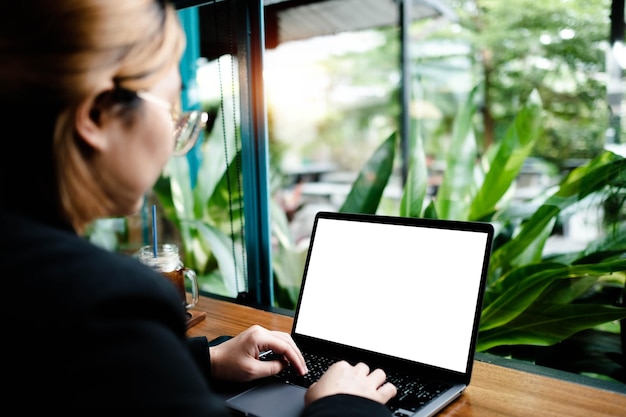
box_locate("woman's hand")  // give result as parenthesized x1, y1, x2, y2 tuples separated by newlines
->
(209, 325, 307, 382)
(304, 361, 397, 406)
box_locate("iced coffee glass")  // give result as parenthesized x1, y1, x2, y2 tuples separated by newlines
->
(137, 243, 199, 310)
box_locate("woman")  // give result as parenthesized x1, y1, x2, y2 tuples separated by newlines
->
(0, 1, 396, 415)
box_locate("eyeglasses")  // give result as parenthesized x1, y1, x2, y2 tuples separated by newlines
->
(136, 90, 209, 156)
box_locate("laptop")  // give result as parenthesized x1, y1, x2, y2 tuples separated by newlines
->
(225, 211, 494, 417)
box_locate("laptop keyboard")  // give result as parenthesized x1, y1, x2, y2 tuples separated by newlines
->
(263, 350, 452, 416)
(385, 370, 452, 415)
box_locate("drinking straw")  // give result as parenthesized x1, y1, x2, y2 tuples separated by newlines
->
(152, 204, 158, 257)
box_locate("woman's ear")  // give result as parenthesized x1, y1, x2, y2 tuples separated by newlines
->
(74, 92, 110, 152)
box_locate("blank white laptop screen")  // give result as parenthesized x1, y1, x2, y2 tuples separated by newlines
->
(294, 217, 490, 373)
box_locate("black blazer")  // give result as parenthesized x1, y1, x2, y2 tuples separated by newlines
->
(0, 210, 390, 417)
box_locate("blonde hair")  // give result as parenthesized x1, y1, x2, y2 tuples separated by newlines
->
(0, 0, 186, 232)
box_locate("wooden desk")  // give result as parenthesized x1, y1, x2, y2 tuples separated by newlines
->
(188, 295, 626, 416)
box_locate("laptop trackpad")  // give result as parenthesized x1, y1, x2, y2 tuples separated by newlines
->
(226, 380, 306, 417)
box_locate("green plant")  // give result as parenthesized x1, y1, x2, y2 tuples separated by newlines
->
(153, 101, 248, 298)
(316, 85, 626, 380)
(152, 101, 310, 305)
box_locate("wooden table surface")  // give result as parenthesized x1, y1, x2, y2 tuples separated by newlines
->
(187, 295, 626, 416)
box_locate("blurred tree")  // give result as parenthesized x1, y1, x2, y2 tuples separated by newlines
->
(442, 0, 612, 163)
(269, 0, 613, 176)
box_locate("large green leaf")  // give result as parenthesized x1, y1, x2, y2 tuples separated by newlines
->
(481, 260, 626, 331)
(489, 205, 559, 279)
(477, 303, 626, 352)
(556, 150, 626, 198)
(400, 122, 428, 218)
(485, 262, 564, 299)
(536, 275, 611, 305)
(566, 222, 626, 264)
(163, 156, 195, 249)
(194, 221, 245, 298)
(469, 89, 543, 220)
(434, 86, 478, 220)
(482, 267, 568, 330)
(489, 152, 626, 278)
(270, 199, 308, 307)
(206, 150, 245, 229)
(194, 102, 239, 208)
(340, 132, 397, 214)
